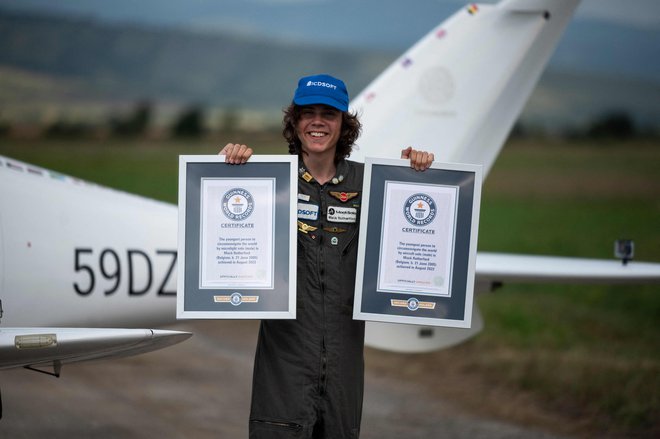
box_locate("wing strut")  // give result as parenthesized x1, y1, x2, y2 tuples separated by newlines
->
(24, 360, 62, 378)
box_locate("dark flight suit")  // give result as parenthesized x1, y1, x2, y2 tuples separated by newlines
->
(249, 159, 365, 439)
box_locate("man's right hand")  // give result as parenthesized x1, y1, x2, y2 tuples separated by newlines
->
(220, 143, 253, 164)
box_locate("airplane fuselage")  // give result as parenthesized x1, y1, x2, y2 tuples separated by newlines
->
(0, 155, 178, 328)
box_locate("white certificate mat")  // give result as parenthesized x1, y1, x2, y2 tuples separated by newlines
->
(354, 157, 482, 328)
(200, 178, 274, 289)
(377, 181, 458, 297)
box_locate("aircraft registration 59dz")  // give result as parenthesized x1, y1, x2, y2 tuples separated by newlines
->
(0, 154, 187, 373)
(1, 0, 660, 381)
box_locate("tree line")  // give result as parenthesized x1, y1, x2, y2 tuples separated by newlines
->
(512, 111, 658, 141)
(0, 101, 248, 140)
(0, 102, 656, 141)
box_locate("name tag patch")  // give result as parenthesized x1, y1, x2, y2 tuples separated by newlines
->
(297, 203, 319, 220)
(327, 206, 357, 223)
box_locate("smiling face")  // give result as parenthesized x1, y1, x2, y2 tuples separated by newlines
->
(295, 104, 343, 158)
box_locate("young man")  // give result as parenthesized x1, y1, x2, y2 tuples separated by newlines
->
(221, 74, 433, 438)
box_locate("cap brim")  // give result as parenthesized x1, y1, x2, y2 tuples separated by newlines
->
(293, 95, 348, 112)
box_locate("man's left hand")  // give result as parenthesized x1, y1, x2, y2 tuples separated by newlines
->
(401, 146, 434, 171)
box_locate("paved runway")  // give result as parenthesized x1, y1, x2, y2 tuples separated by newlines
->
(0, 321, 568, 438)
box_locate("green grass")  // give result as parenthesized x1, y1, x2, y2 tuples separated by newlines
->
(2, 136, 659, 436)
(0, 134, 286, 202)
(473, 139, 660, 436)
(479, 198, 660, 260)
(473, 283, 660, 434)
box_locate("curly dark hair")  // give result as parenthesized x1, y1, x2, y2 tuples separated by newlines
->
(282, 103, 362, 162)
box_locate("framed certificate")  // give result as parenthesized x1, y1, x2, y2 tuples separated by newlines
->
(353, 157, 482, 328)
(177, 155, 297, 319)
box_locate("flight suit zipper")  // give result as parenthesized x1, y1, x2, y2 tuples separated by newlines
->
(251, 419, 303, 431)
(318, 184, 328, 396)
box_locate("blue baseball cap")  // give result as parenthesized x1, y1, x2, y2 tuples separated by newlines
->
(293, 74, 349, 112)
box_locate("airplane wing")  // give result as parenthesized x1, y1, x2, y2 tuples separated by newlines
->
(0, 327, 192, 374)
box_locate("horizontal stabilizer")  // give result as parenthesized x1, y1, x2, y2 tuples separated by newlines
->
(364, 252, 660, 353)
(0, 328, 192, 370)
(476, 252, 660, 284)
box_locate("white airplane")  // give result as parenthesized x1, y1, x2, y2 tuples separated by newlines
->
(1, 0, 659, 379)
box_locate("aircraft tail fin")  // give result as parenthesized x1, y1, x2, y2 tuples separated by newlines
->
(350, 0, 580, 178)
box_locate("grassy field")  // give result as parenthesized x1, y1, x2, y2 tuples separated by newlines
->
(474, 139, 660, 437)
(1, 136, 659, 437)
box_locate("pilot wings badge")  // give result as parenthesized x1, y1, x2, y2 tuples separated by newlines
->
(297, 221, 318, 234)
(329, 191, 359, 203)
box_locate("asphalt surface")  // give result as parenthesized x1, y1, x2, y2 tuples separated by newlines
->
(0, 321, 570, 438)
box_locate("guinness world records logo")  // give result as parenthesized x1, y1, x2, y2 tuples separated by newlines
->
(230, 292, 243, 306)
(407, 297, 420, 311)
(403, 193, 437, 226)
(222, 188, 254, 221)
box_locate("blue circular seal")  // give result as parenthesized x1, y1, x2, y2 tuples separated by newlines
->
(403, 193, 437, 226)
(407, 297, 420, 311)
(230, 292, 243, 306)
(222, 188, 254, 221)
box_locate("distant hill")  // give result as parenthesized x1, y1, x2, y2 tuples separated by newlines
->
(0, 8, 394, 110)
